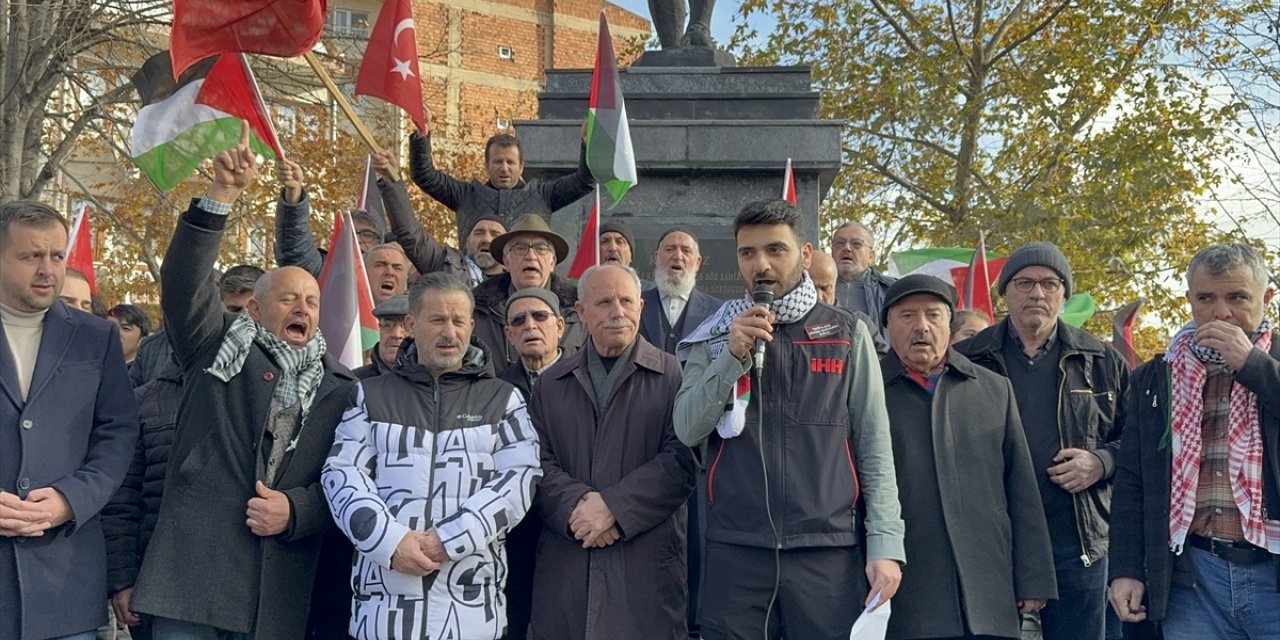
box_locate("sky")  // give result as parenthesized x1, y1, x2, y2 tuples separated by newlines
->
(609, 0, 764, 48)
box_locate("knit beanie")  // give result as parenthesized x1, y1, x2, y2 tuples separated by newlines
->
(599, 220, 635, 249)
(882, 274, 957, 327)
(996, 242, 1073, 298)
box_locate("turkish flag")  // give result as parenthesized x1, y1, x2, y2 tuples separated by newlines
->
(355, 0, 426, 131)
(170, 0, 327, 78)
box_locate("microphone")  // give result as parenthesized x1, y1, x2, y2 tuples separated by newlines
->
(751, 284, 775, 374)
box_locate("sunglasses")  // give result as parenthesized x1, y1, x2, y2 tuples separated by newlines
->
(508, 309, 554, 326)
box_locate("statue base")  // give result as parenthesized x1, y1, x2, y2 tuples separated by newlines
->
(633, 46, 737, 68)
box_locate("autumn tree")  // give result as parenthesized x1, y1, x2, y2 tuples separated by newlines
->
(731, 0, 1270, 338)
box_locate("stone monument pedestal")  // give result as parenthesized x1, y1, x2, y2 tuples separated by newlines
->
(516, 64, 842, 300)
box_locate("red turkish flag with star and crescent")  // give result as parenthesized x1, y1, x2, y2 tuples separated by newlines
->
(355, 0, 426, 131)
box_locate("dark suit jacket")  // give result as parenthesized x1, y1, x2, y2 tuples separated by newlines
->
(639, 287, 721, 356)
(0, 301, 139, 640)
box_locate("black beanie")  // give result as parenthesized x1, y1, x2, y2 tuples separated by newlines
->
(996, 242, 1073, 298)
(881, 274, 958, 326)
(599, 220, 635, 249)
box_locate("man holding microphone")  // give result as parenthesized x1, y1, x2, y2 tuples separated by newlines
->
(674, 199, 905, 640)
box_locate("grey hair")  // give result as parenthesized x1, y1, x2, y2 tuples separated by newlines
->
(363, 242, 408, 263)
(577, 264, 642, 300)
(408, 271, 474, 315)
(833, 221, 874, 248)
(220, 264, 265, 296)
(1185, 243, 1271, 289)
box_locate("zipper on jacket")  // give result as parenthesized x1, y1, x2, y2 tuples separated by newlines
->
(707, 440, 726, 503)
(1058, 355, 1093, 567)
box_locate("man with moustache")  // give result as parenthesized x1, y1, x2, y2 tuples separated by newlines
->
(1110, 243, 1280, 638)
(640, 227, 720, 355)
(472, 215, 586, 367)
(324, 272, 541, 640)
(674, 200, 904, 640)
(353, 294, 411, 380)
(496, 287, 565, 640)
(957, 241, 1128, 640)
(811, 249, 886, 357)
(880, 275, 1056, 640)
(130, 125, 356, 639)
(529, 264, 697, 639)
(831, 221, 895, 341)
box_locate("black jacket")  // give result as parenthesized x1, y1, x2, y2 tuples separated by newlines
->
(409, 132, 594, 239)
(377, 178, 468, 281)
(351, 344, 394, 381)
(956, 318, 1129, 565)
(131, 202, 357, 639)
(1109, 339, 1280, 622)
(104, 356, 183, 595)
(472, 273, 587, 368)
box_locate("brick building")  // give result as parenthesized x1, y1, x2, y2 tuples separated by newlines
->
(330, 0, 650, 148)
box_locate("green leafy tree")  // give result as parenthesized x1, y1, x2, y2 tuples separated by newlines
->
(730, 0, 1269, 337)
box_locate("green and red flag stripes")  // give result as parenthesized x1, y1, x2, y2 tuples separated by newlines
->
(319, 212, 379, 369)
(585, 12, 637, 208)
(129, 52, 279, 191)
(1111, 298, 1145, 369)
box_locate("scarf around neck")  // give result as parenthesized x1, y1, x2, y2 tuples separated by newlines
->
(677, 272, 819, 439)
(1166, 320, 1280, 553)
(206, 313, 328, 425)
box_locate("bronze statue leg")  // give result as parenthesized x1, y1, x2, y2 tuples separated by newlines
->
(681, 0, 715, 47)
(649, 0, 687, 50)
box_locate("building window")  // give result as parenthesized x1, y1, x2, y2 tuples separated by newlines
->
(496, 118, 511, 130)
(327, 9, 371, 38)
(498, 45, 514, 60)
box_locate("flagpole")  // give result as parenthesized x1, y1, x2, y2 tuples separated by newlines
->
(593, 184, 601, 269)
(302, 51, 401, 181)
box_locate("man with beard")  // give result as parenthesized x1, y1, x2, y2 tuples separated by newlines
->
(369, 151, 494, 286)
(530, 264, 697, 639)
(831, 221, 895, 341)
(640, 227, 720, 355)
(956, 242, 1128, 640)
(324, 272, 541, 640)
(472, 215, 587, 367)
(1110, 243, 1280, 639)
(364, 243, 410, 306)
(353, 294, 411, 380)
(880, 274, 1056, 640)
(674, 199, 904, 640)
(409, 106, 594, 241)
(130, 124, 357, 639)
(497, 287, 565, 640)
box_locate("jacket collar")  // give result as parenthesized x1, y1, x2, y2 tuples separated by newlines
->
(553, 335, 668, 380)
(391, 339, 491, 385)
(963, 317, 1104, 358)
(473, 272, 580, 317)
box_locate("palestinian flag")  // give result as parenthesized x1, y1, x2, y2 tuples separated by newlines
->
(130, 52, 281, 191)
(567, 186, 601, 281)
(318, 211, 378, 369)
(357, 155, 388, 234)
(1061, 293, 1096, 328)
(67, 203, 97, 294)
(585, 12, 637, 207)
(782, 158, 797, 205)
(1112, 298, 1145, 369)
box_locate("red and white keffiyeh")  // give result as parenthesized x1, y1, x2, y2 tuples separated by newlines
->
(1167, 328, 1280, 554)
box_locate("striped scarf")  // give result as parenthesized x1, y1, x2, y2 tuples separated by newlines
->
(1166, 321, 1280, 553)
(206, 313, 328, 425)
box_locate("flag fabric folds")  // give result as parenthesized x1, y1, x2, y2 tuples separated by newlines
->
(318, 212, 379, 369)
(195, 54, 286, 161)
(568, 187, 602, 280)
(130, 52, 278, 190)
(585, 12, 637, 207)
(958, 233, 994, 322)
(1112, 298, 1145, 369)
(170, 0, 327, 77)
(67, 204, 97, 294)
(357, 155, 388, 234)
(354, 0, 426, 131)
(782, 158, 797, 205)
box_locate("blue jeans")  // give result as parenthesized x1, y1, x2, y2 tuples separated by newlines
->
(150, 617, 252, 640)
(1038, 539, 1108, 640)
(1162, 545, 1280, 639)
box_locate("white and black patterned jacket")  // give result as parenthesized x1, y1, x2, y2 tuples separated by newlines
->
(323, 342, 541, 640)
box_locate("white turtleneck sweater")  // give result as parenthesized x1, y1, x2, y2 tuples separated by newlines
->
(0, 302, 47, 401)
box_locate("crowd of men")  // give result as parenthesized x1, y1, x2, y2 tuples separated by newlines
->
(2, 117, 1279, 640)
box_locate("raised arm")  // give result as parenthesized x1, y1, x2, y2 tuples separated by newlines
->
(408, 109, 469, 211)
(372, 150, 453, 275)
(272, 158, 324, 278)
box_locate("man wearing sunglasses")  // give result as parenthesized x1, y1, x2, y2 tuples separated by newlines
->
(472, 214, 587, 367)
(957, 241, 1128, 640)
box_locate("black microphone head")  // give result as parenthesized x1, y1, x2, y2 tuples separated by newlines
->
(752, 284, 775, 307)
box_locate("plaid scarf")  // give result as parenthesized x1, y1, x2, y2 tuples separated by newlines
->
(206, 313, 328, 426)
(678, 273, 818, 439)
(1166, 321, 1280, 553)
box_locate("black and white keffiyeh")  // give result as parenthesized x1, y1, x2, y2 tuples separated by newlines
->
(206, 313, 328, 423)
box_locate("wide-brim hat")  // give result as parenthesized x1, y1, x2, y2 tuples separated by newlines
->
(489, 214, 570, 265)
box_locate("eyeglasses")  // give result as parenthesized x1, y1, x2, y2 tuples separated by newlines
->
(1010, 277, 1064, 294)
(508, 309, 554, 326)
(356, 230, 381, 242)
(506, 242, 554, 257)
(831, 239, 868, 250)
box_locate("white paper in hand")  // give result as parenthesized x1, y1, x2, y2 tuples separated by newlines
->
(848, 591, 891, 640)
